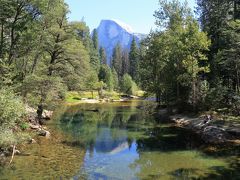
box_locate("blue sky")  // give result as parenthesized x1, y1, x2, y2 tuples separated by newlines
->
(65, 0, 196, 34)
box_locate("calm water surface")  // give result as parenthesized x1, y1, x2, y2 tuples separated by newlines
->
(0, 101, 239, 179)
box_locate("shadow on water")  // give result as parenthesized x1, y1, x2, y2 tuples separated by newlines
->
(169, 159, 240, 180)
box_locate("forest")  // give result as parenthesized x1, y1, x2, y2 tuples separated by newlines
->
(0, 0, 240, 164)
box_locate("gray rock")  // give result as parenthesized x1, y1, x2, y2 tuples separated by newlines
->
(29, 138, 37, 144)
(38, 130, 51, 138)
(201, 126, 229, 144)
(30, 124, 41, 130)
(42, 110, 53, 120)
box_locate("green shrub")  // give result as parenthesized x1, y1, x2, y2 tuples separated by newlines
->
(19, 122, 30, 130)
(0, 89, 25, 129)
(0, 129, 30, 147)
(121, 74, 139, 95)
(0, 89, 26, 147)
(0, 129, 17, 147)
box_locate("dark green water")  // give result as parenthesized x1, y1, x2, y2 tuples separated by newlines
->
(0, 101, 239, 179)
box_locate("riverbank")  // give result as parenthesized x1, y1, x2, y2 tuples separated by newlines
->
(65, 91, 144, 104)
(0, 106, 53, 166)
(169, 113, 240, 145)
(2, 101, 239, 179)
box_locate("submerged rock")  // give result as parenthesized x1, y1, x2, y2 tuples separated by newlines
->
(38, 130, 51, 138)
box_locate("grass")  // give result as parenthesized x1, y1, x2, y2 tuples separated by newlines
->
(65, 91, 122, 103)
(135, 90, 145, 97)
(65, 89, 146, 103)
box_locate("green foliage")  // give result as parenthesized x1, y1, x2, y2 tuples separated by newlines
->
(19, 122, 30, 130)
(89, 47, 100, 73)
(121, 74, 138, 95)
(22, 75, 67, 108)
(121, 50, 130, 76)
(99, 65, 114, 91)
(129, 38, 140, 81)
(112, 68, 119, 90)
(90, 29, 100, 72)
(92, 29, 99, 50)
(0, 89, 25, 129)
(112, 43, 123, 78)
(85, 71, 99, 97)
(0, 89, 27, 147)
(99, 47, 107, 64)
(140, 0, 210, 110)
(0, 130, 30, 147)
(197, 0, 240, 112)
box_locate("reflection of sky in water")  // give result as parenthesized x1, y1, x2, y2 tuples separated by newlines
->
(1, 102, 238, 180)
(59, 103, 236, 180)
(95, 128, 128, 153)
(75, 127, 140, 180)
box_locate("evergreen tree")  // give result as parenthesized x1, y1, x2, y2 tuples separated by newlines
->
(140, 0, 210, 111)
(121, 49, 130, 76)
(111, 43, 122, 78)
(90, 47, 100, 73)
(92, 28, 99, 50)
(99, 65, 113, 91)
(90, 29, 100, 72)
(197, 0, 240, 111)
(99, 47, 107, 64)
(129, 38, 139, 81)
(112, 68, 119, 90)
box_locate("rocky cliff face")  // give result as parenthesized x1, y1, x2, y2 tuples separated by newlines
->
(96, 19, 146, 64)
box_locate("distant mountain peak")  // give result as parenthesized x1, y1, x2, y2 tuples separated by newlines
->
(110, 19, 134, 33)
(96, 19, 146, 64)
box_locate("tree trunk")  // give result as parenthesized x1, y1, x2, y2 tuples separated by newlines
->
(37, 104, 43, 124)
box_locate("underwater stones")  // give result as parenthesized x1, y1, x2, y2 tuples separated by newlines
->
(38, 130, 51, 138)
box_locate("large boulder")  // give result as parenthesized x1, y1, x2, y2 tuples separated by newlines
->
(201, 126, 229, 144)
(42, 110, 53, 120)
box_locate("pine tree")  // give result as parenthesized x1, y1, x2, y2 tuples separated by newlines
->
(92, 29, 99, 50)
(99, 47, 107, 64)
(140, 0, 210, 110)
(99, 64, 113, 91)
(89, 29, 100, 72)
(121, 49, 129, 76)
(111, 43, 122, 78)
(129, 38, 139, 81)
(112, 68, 119, 90)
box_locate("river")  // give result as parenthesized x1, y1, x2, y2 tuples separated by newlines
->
(0, 101, 239, 179)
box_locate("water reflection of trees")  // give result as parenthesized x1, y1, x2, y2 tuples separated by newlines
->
(57, 102, 146, 154)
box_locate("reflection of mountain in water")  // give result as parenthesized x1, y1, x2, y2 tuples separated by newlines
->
(95, 127, 129, 154)
(58, 103, 142, 155)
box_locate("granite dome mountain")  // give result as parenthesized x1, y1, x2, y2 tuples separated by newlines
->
(95, 19, 146, 64)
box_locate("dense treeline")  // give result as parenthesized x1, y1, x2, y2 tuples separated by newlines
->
(1, 0, 240, 146)
(0, 0, 141, 146)
(197, 0, 240, 113)
(0, 0, 96, 110)
(139, 0, 240, 114)
(0, 0, 96, 145)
